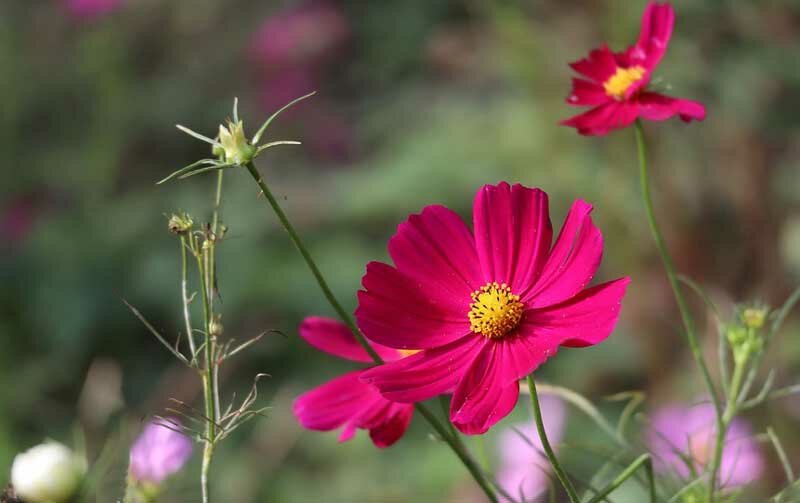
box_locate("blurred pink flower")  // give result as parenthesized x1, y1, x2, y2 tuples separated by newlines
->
(251, 1, 349, 70)
(65, 0, 124, 19)
(496, 396, 566, 503)
(647, 403, 763, 487)
(129, 419, 192, 485)
(1, 196, 37, 245)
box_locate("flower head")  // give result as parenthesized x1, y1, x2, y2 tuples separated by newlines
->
(292, 317, 414, 448)
(11, 441, 86, 503)
(128, 419, 193, 486)
(647, 403, 763, 487)
(357, 182, 629, 434)
(496, 397, 566, 503)
(562, 2, 706, 135)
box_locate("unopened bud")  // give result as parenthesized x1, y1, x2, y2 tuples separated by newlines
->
(168, 213, 193, 235)
(741, 307, 768, 331)
(209, 314, 224, 337)
(217, 120, 255, 165)
(11, 442, 86, 503)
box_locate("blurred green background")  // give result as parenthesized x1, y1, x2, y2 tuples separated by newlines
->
(2, 0, 800, 501)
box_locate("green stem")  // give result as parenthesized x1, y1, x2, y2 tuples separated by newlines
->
(201, 441, 215, 503)
(527, 375, 580, 503)
(587, 454, 655, 503)
(243, 162, 381, 362)
(707, 357, 747, 500)
(415, 404, 498, 503)
(244, 161, 497, 502)
(180, 236, 197, 360)
(633, 121, 724, 499)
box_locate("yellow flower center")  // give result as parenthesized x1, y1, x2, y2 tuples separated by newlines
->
(468, 282, 524, 339)
(603, 65, 646, 100)
(398, 349, 420, 357)
(688, 431, 712, 466)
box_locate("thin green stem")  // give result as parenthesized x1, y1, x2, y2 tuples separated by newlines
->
(243, 162, 381, 362)
(527, 375, 580, 503)
(201, 441, 214, 503)
(707, 356, 747, 499)
(634, 121, 724, 500)
(244, 161, 497, 501)
(415, 404, 498, 503)
(180, 236, 197, 361)
(587, 454, 655, 503)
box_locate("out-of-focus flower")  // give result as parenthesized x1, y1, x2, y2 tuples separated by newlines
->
(1, 196, 37, 246)
(562, 2, 705, 135)
(359, 182, 629, 434)
(496, 397, 566, 503)
(128, 419, 193, 486)
(65, 0, 124, 19)
(251, 1, 349, 70)
(11, 441, 86, 503)
(292, 317, 415, 448)
(647, 403, 763, 487)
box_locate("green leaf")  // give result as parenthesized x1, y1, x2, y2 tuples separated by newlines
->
(252, 91, 316, 144)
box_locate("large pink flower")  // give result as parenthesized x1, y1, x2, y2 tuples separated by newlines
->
(358, 182, 628, 434)
(562, 2, 705, 135)
(292, 317, 414, 448)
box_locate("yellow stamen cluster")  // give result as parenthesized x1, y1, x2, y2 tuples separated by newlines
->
(468, 282, 524, 339)
(398, 349, 420, 358)
(603, 65, 646, 100)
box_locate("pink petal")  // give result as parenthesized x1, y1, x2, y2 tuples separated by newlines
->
(356, 262, 471, 350)
(569, 44, 618, 83)
(523, 278, 630, 348)
(637, 92, 706, 123)
(472, 183, 552, 293)
(389, 205, 483, 301)
(631, 2, 675, 71)
(299, 316, 401, 363)
(566, 78, 611, 106)
(293, 370, 413, 448)
(367, 403, 415, 448)
(524, 200, 603, 307)
(450, 342, 522, 434)
(560, 101, 641, 136)
(360, 335, 486, 403)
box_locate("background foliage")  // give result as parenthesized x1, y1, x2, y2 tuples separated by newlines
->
(2, 0, 800, 501)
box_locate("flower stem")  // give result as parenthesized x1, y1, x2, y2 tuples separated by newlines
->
(633, 121, 724, 498)
(586, 454, 655, 503)
(201, 440, 215, 503)
(180, 236, 197, 361)
(527, 375, 580, 503)
(243, 161, 497, 502)
(707, 356, 747, 500)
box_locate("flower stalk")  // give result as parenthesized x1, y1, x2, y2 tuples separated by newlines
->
(527, 375, 580, 503)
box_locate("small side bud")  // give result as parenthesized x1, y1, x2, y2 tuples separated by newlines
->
(168, 213, 194, 235)
(741, 306, 768, 331)
(209, 314, 224, 337)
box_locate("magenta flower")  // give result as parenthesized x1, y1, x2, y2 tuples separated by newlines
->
(292, 317, 415, 448)
(647, 403, 764, 487)
(358, 182, 629, 434)
(64, 0, 123, 19)
(128, 419, 193, 485)
(497, 397, 566, 503)
(562, 2, 705, 135)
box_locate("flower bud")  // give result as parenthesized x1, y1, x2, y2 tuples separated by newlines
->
(167, 213, 194, 235)
(217, 120, 255, 165)
(209, 314, 224, 337)
(741, 306, 768, 331)
(11, 441, 86, 503)
(129, 419, 193, 487)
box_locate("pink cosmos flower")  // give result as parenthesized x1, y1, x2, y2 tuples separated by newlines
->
(562, 2, 706, 135)
(292, 317, 415, 448)
(128, 418, 192, 485)
(647, 403, 764, 487)
(358, 182, 629, 434)
(65, 0, 124, 19)
(497, 397, 566, 503)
